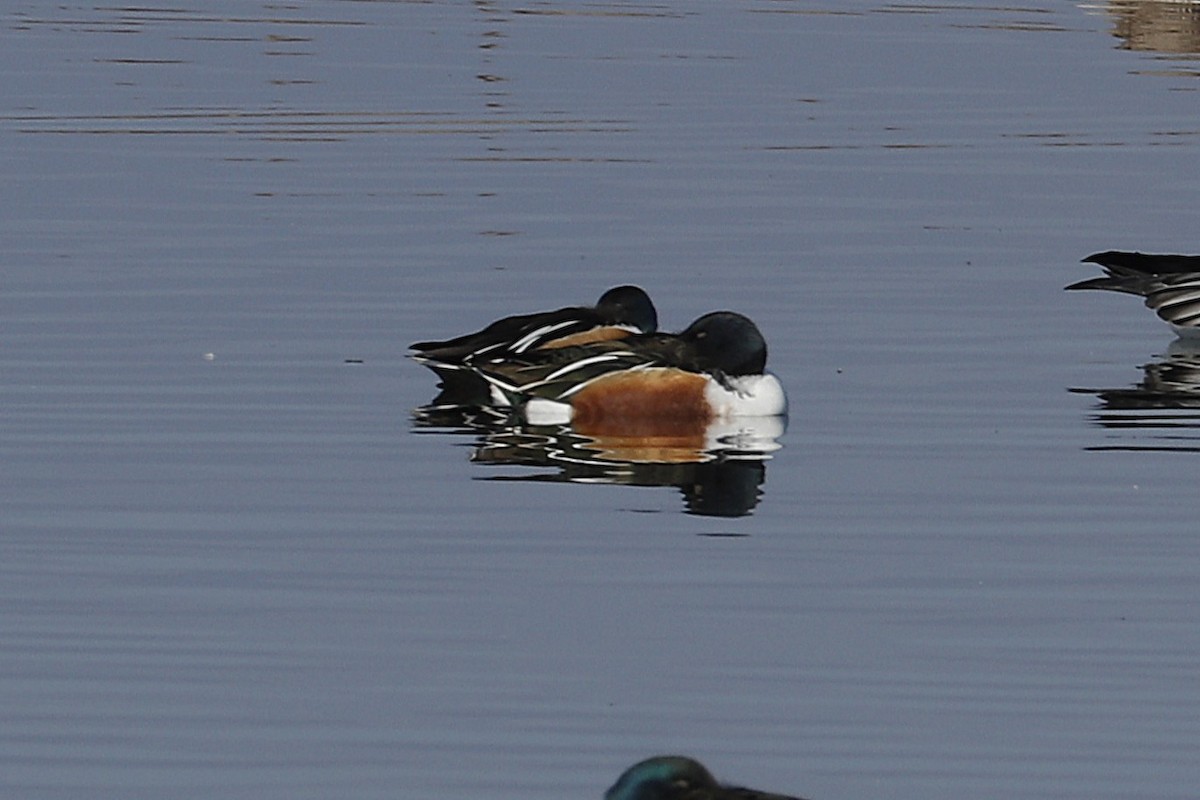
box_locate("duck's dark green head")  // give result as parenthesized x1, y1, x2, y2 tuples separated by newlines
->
(605, 756, 720, 800)
(678, 311, 768, 376)
(595, 285, 659, 335)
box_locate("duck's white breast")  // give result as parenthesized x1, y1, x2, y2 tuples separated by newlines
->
(704, 373, 788, 418)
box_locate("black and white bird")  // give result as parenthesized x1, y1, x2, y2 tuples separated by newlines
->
(1068, 251, 1200, 337)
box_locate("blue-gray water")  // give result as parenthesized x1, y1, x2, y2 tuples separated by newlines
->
(3, 2, 1199, 798)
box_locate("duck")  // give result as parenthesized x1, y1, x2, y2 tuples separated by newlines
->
(410, 285, 658, 365)
(605, 755, 810, 800)
(473, 311, 787, 426)
(1068, 250, 1200, 337)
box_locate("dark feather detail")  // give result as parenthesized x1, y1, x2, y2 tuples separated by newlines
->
(1069, 251, 1200, 332)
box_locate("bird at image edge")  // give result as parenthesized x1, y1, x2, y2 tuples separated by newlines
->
(605, 755, 810, 800)
(474, 310, 787, 425)
(1067, 250, 1200, 337)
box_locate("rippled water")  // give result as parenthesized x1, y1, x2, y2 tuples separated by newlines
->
(3, 2, 1200, 799)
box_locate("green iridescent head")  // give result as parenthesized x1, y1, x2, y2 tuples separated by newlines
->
(605, 756, 720, 800)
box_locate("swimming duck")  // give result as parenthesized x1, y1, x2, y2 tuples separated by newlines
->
(474, 311, 787, 425)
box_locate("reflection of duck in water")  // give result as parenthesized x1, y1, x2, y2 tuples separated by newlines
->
(414, 399, 785, 517)
(1073, 338, 1200, 412)
(605, 756, 810, 800)
(1067, 250, 1200, 337)
(474, 311, 788, 429)
(463, 415, 784, 517)
(410, 285, 658, 405)
(1071, 340, 1200, 451)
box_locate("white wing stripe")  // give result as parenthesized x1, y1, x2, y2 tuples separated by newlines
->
(510, 319, 583, 353)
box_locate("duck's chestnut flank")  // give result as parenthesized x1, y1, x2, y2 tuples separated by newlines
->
(570, 368, 714, 424)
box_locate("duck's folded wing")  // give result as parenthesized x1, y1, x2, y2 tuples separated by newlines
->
(476, 349, 662, 403)
(410, 306, 600, 362)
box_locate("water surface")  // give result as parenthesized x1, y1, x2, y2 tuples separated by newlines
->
(3, 2, 1200, 799)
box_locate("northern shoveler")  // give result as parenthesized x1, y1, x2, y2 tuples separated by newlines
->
(605, 755, 810, 800)
(474, 310, 787, 426)
(410, 285, 658, 365)
(1068, 251, 1200, 337)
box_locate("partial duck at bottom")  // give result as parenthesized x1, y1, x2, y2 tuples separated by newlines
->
(605, 756, 810, 800)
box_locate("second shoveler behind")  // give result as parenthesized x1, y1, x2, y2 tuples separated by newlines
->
(410, 285, 658, 365)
